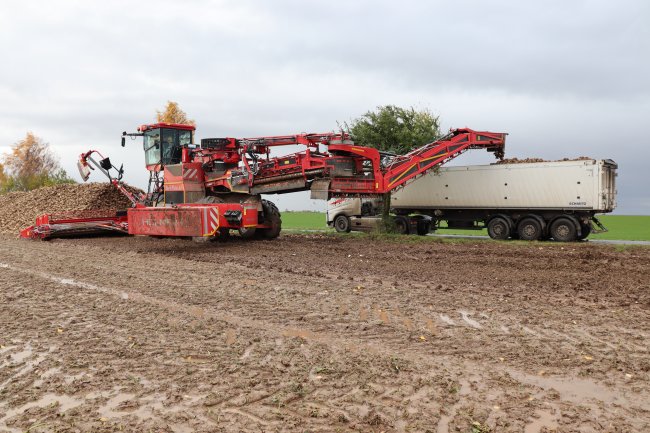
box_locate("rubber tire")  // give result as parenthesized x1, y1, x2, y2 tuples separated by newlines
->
(550, 217, 578, 242)
(238, 226, 256, 239)
(394, 216, 409, 235)
(517, 217, 543, 241)
(416, 220, 430, 236)
(578, 223, 591, 240)
(487, 217, 511, 240)
(218, 228, 231, 240)
(334, 215, 352, 233)
(257, 200, 282, 239)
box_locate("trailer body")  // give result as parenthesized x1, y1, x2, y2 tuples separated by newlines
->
(392, 159, 617, 211)
(327, 159, 618, 241)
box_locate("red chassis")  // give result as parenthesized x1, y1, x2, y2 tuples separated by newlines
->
(20, 199, 267, 240)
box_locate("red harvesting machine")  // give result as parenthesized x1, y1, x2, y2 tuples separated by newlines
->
(20, 123, 506, 240)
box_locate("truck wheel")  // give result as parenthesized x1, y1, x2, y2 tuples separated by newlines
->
(334, 215, 352, 233)
(578, 222, 591, 240)
(550, 218, 577, 242)
(487, 217, 510, 240)
(517, 217, 542, 241)
(416, 220, 430, 236)
(257, 200, 282, 239)
(394, 216, 409, 234)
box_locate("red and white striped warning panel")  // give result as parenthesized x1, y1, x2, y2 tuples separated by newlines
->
(183, 168, 199, 180)
(202, 207, 220, 235)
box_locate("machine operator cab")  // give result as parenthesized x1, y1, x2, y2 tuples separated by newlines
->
(137, 123, 195, 171)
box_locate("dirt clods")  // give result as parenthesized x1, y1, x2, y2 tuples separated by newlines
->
(1, 234, 649, 431)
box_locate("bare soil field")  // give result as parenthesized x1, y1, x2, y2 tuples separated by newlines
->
(1, 234, 649, 432)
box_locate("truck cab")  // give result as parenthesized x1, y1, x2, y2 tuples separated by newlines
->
(326, 197, 431, 234)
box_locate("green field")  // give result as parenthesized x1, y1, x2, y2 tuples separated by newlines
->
(281, 212, 650, 241)
(280, 211, 328, 230)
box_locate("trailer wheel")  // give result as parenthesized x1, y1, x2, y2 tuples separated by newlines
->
(517, 217, 543, 241)
(550, 218, 577, 242)
(257, 200, 282, 239)
(334, 215, 351, 233)
(578, 222, 591, 240)
(487, 217, 510, 240)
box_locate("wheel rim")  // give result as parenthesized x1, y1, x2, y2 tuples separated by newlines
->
(335, 217, 348, 231)
(522, 224, 537, 238)
(493, 223, 506, 236)
(556, 224, 570, 239)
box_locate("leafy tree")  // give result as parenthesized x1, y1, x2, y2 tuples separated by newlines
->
(1, 132, 75, 192)
(342, 105, 441, 154)
(341, 105, 441, 231)
(156, 101, 195, 125)
(4, 132, 58, 179)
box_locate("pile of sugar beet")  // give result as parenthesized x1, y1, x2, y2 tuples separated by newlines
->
(495, 156, 593, 164)
(0, 183, 141, 234)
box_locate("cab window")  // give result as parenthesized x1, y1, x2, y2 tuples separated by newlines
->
(161, 129, 183, 165)
(179, 130, 192, 147)
(143, 129, 161, 166)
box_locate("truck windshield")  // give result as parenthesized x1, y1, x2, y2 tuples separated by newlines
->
(143, 129, 161, 166)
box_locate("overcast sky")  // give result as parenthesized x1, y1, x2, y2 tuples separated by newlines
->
(1, 0, 648, 213)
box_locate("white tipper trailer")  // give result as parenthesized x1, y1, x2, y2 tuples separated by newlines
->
(326, 159, 618, 241)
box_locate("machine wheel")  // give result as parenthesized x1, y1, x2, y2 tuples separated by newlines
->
(257, 200, 282, 239)
(238, 226, 256, 239)
(334, 215, 352, 233)
(517, 217, 543, 241)
(218, 228, 231, 240)
(487, 217, 511, 240)
(550, 217, 578, 242)
(192, 236, 214, 243)
(393, 216, 409, 235)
